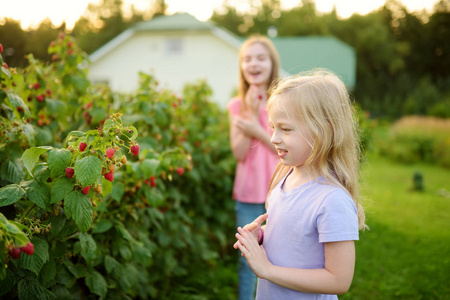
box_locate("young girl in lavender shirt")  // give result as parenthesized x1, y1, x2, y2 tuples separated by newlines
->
(234, 69, 367, 299)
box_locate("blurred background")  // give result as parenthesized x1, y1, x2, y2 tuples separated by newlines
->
(1, 0, 449, 299)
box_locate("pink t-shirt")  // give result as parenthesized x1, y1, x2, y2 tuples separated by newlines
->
(227, 97, 280, 204)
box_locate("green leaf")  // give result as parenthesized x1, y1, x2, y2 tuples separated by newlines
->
(115, 224, 134, 242)
(74, 155, 102, 187)
(104, 255, 120, 274)
(0, 269, 19, 295)
(90, 107, 106, 124)
(68, 264, 88, 279)
(15, 237, 49, 276)
(28, 180, 51, 209)
(22, 146, 52, 176)
(45, 98, 67, 117)
(64, 191, 92, 233)
(7, 92, 31, 119)
(111, 182, 125, 202)
(22, 124, 36, 147)
(18, 277, 56, 300)
(92, 219, 113, 234)
(85, 271, 107, 299)
(50, 177, 74, 204)
(0, 159, 24, 184)
(39, 259, 56, 286)
(0, 184, 25, 206)
(47, 149, 71, 177)
(79, 233, 97, 261)
(140, 159, 160, 177)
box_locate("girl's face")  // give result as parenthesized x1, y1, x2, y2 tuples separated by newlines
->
(241, 42, 273, 87)
(269, 104, 313, 169)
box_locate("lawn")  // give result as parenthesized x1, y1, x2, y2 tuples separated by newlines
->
(342, 153, 450, 299)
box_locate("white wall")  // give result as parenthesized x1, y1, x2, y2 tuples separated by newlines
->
(88, 31, 240, 108)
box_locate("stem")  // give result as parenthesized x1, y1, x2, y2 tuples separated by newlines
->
(65, 232, 80, 240)
(20, 204, 36, 222)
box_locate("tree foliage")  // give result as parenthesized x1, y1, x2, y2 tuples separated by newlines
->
(0, 0, 448, 119)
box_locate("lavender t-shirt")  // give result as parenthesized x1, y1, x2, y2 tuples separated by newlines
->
(256, 174, 359, 300)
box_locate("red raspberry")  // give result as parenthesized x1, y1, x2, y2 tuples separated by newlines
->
(79, 143, 87, 152)
(177, 167, 184, 176)
(150, 176, 156, 188)
(34, 83, 40, 90)
(130, 144, 140, 156)
(20, 242, 34, 255)
(9, 247, 21, 260)
(0, 44, 3, 54)
(106, 148, 115, 158)
(36, 94, 45, 102)
(82, 186, 90, 195)
(65, 167, 74, 178)
(104, 172, 114, 182)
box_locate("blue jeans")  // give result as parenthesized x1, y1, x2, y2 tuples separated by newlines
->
(235, 201, 266, 300)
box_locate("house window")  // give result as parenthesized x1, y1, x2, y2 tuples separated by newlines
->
(165, 38, 183, 55)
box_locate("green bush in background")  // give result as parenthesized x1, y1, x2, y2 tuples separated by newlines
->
(377, 116, 450, 168)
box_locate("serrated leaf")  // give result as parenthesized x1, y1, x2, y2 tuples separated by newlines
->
(74, 156, 101, 187)
(18, 277, 56, 300)
(22, 146, 52, 176)
(47, 149, 71, 177)
(15, 237, 49, 276)
(79, 233, 97, 261)
(0, 159, 24, 184)
(28, 180, 51, 209)
(0, 184, 25, 206)
(140, 159, 160, 177)
(92, 219, 113, 234)
(64, 191, 92, 232)
(0, 269, 19, 295)
(50, 177, 74, 204)
(85, 271, 107, 299)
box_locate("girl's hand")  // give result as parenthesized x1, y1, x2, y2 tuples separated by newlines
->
(245, 85, 266, 115)
(235, 226, 272, 279)
(233, 213, 268, 249)
(233, 112, 261, 139)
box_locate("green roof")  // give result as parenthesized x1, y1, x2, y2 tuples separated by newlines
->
(271, 37, 356, 89)
(133, 13, 214, 31)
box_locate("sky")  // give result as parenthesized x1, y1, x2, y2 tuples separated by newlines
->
(0, 0, 439, 30)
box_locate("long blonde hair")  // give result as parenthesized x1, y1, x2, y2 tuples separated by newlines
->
(238, 35, 280, 112)
(267, 69, 367, 230)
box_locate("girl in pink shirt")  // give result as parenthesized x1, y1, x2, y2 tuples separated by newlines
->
(228, 35, 281, 300)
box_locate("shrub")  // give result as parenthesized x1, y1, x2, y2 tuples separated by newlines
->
(0, 35, 235, 299)
(377, 116, 450, 168)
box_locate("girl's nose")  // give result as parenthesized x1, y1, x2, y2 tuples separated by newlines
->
(270, 131, 280, 145)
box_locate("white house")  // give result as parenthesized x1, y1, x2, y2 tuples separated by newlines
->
(88, 13, 356, 108)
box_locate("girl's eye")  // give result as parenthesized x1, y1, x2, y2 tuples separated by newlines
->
(282, 128, 291, 132)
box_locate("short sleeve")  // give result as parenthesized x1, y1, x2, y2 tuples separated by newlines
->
(227, 97, 242, 116)
(316, 189, 359, 243)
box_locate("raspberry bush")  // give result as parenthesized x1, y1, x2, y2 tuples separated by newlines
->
(0, 36, 235, 299)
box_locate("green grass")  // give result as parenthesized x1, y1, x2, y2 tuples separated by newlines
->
(342, 153, 450, 299)
(196, 152, 450, 299)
